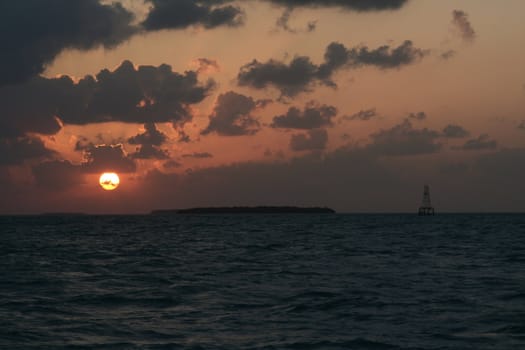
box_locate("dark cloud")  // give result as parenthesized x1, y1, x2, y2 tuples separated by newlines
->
(0, 61, 214, 137)
(0, 0, 410, 87)
(129, 123, 167, 146)
(182, 152, 214, 158)
(82, 144, 136, 173)
(131, 144, 170, 160)
(475, 148, 525, 179)
(271, 102, 336, 129)
(238, 56, 318, 98)
(142, 0, 244, 30)
(0, 167, 12, 186)
(141, 147, 401, 212)
(142, 0, 409, 36)
(128, 123, 169, 159)
(518, 121, 525, 130)
(408, 111, 427, 121)
(67, 61, 214, 125)
(439, 162, 469, 175)
(141, 0, 409, 35)
(344, 108, 377, 121)
(366, 119, 441, 156)
(0, 76, 78, 137)
(141, 146, 525, 212)
(452, 10, 476, 43)
(442, 124, 469, 138)
(202, 91, 266, 136)
(290, 129, 328, 151)
(266, 0, 408, 11)
(456, 134, 497, 151)
(340, 40, 427, 69)
(32, 160, 85, 190)
(32, 143, 137, 190)
(19, 143, 525, 213)
(163, 160, 182, 169)
(0, 136, 56, 165)
(238, 40, 427, 97)
(0, 0, 136, 86)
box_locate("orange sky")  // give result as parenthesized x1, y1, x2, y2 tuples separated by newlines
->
(2, 0, 525, 213)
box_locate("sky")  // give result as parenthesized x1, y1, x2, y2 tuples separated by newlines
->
(1, 0, 525, 214)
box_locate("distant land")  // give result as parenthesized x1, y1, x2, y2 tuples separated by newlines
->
(151, 206, 336, 215)
(41, 212, 87, 216)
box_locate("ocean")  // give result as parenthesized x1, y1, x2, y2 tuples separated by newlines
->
(1, 214, 524, 349)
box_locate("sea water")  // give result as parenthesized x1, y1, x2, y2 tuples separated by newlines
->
(1, 214, 524, 349)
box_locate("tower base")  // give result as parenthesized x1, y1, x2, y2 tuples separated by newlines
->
(418, 207, 435, 216)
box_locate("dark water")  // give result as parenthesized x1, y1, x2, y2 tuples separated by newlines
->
(1, 214, 525, 349)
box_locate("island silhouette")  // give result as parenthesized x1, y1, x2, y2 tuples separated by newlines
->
(151, 206, 336, 214)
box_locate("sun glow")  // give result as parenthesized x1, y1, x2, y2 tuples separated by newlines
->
(99, 172, 120, 191)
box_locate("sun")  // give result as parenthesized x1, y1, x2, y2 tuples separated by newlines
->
(99, 172, 120, 191)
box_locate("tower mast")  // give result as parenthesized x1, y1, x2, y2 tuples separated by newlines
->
(418, 185, 435, 215)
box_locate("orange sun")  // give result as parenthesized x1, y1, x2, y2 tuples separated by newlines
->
(99, 172, 120, 191)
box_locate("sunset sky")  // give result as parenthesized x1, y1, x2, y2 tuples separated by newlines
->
(1, 0, 525, 214)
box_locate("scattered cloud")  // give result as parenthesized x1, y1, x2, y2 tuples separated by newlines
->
(344, 108, 378, 121)
(452, 10, 476, 43)
(442, 124, 469, 138)
(182, 152, 213, 159)
(276, 8, 293, 32)
(191, 58, 220, 74)
(456, 134, 497, 151)
(201, 91, 267, 136)
(238, 56, 318, 98)
(333, 40, 427, 69)
(163, 160, 182, 169)
(238, 40, 427, 97)
(366, 119, 441, 156)
(440, 50, 456, 60)
(271, 102, 337, 129)
(275, 8, 316, 33)
(290, 129, 328, 151)
(408, 111, 427, 121)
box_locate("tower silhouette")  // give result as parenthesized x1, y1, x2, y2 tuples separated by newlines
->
(418, 185, 435, 215)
